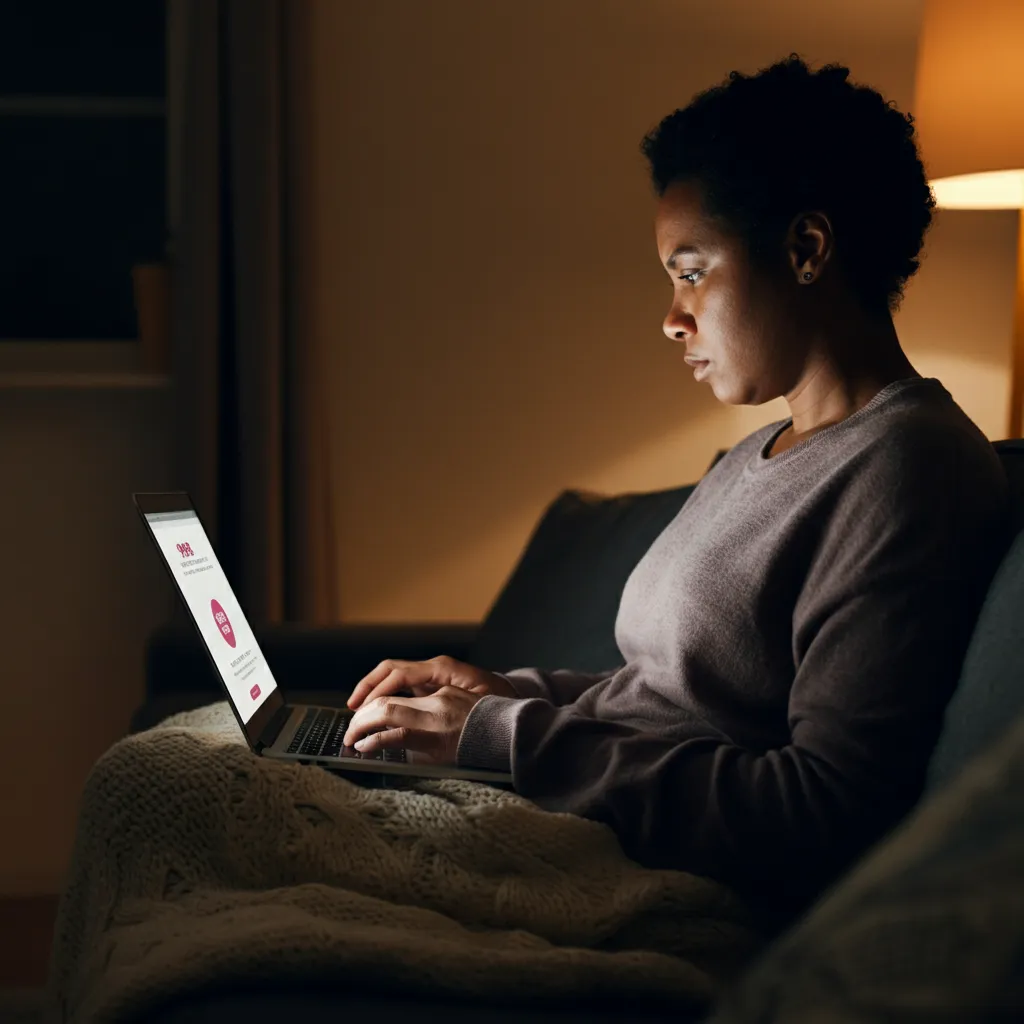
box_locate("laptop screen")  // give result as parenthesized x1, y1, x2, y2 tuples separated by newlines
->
(144, 508, 278, 724)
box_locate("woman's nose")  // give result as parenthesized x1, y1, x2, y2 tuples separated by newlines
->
(663, 306, 695, 342)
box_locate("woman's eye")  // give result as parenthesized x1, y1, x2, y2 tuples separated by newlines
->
(677, 271, 703, 285)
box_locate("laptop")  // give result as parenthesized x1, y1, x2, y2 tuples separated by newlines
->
(134, 491, 514, 786)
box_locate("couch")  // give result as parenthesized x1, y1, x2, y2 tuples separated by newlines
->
(131, 439, 1024, 1022)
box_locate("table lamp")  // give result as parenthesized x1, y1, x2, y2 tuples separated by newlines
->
(913, 0, 1024, 437)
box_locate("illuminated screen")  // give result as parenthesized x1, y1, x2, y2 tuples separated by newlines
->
(144, 509, 277, 724)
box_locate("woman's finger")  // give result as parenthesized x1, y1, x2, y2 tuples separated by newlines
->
(343, 695, 429, 747)
(359, 668, 437, 707)
(351, 725, 430, 757)
(346, 660, 397, 708)
(348, 660, 436, 709)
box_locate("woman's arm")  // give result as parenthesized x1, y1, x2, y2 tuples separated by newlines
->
(498, 668, 618, 706)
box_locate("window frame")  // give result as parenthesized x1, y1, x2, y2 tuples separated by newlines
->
(0, 2, 178, 383)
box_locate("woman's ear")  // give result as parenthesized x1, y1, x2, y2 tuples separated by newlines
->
(786, 211, 834, 285)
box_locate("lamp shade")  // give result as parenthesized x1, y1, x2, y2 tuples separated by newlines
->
(913, 0, 1024, 208)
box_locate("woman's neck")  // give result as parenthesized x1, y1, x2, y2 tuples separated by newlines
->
(782, 314, 918, 440)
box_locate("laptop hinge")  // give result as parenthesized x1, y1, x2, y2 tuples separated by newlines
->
(257, 703, 293, 752)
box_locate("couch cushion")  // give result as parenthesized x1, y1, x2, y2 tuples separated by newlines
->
(471, 483, 696, 673)
(926, 439, 1024, 792)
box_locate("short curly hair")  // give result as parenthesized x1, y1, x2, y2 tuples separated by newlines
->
(640, 56, 935, 314)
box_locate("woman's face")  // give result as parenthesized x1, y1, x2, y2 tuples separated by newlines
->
(654, 179, 806, 406)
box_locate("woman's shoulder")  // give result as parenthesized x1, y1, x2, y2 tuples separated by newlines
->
(853, 379, 1003, 489)
(768, 377, 999, 486)
(830, 381, 1008, 541)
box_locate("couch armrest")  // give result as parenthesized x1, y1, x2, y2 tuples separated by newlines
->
(143, 622, 480, 703)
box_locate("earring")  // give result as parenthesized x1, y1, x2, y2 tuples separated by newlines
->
(802, 271, 813, 282)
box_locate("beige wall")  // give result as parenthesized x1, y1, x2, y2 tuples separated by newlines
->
(0, 387, 173, 894)
(290, 0, 1016, 623)
(897, 207, 1018, 432)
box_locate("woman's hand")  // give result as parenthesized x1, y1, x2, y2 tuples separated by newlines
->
(342, 686, 482, 763)
(342, 657, 518, 763)
(347, 656, 517, 709)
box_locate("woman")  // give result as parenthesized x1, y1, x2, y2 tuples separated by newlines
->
(342, 57, 1010, 930)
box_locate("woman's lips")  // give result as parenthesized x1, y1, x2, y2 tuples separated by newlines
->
(684, 356, 710, 381)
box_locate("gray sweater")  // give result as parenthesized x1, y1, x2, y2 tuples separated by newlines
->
(457, 377, 1010, 922)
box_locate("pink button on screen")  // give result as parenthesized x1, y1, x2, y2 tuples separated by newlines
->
(250, 684, 261, 700)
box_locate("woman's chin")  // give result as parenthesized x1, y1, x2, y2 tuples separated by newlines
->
(707, 373, 765, 407)
(707, 374, 740, 405)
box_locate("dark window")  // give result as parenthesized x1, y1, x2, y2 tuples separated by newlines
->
(0, 0, 167, 340)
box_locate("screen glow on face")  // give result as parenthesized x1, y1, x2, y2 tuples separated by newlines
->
(145, 511, 277, 724)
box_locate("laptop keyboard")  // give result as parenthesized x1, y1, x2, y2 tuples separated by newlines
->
(285, 707, 408, 763)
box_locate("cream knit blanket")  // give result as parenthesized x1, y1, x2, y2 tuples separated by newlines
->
(49, 703, 757, 1023)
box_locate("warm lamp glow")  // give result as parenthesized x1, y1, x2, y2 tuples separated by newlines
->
(913, 0, 1024, 185)
(930, 170, 1024, 211)
(914, 0, 1024, 437)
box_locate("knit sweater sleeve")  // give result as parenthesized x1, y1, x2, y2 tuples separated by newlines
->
(500, 668, 616, 705)
(455, 668, 615, 772)
(458, 425, 1009, 915)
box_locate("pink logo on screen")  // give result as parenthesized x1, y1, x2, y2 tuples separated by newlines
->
(176, 542, 195, 558)
(250, 684, 261, 700)
(211, 599, 236, 648)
